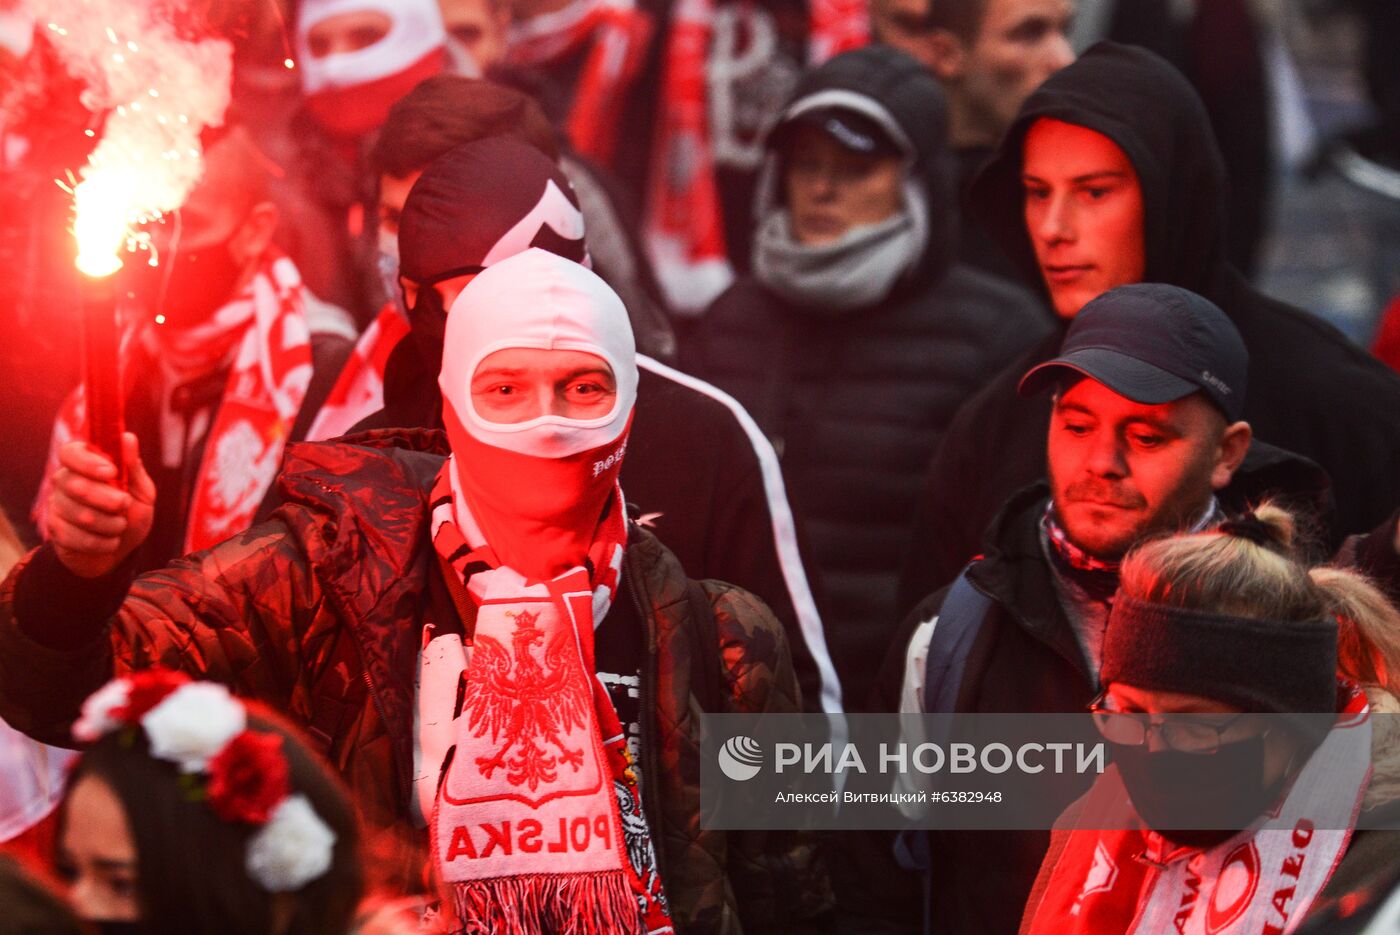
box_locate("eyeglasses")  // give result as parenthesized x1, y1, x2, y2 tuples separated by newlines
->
(1088, 691, 1255, 754)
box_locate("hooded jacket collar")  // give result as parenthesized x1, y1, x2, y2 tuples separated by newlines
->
(969, 41, 1229, 300)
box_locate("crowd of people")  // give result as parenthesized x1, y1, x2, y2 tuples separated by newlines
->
(2, 0, 1400, 932)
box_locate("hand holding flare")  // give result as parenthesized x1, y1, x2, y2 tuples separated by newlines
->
(47, 433, 155, 579)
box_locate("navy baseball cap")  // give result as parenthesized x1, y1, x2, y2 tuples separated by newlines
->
(1018, 283, 1248, 421)
(771, 106, 904, 159)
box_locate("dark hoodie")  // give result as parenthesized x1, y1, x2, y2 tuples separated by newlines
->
(682, 45, 1051, 710)
(897, 42, 1400, 614)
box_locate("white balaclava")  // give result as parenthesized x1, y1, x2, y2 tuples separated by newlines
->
(296, 0, 445, 139)
(437, 248, 637, 579)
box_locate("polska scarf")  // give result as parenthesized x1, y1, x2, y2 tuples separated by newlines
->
(506, 0, 652, 168)
(35, 253, 312, 554)
(1021, 686, 1373, 935)
(420, 249, 665, 930)
(423, 463, 672, 933)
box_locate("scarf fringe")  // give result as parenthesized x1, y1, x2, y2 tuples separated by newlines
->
(452, 870, 645, 934)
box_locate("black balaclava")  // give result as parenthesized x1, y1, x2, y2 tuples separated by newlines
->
(968, 41, 1231, 302)
(388, 135, 588, 400)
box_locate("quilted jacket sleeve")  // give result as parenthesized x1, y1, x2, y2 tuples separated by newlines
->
(0, 516, 328, 747)
(707, 581, 834, 931)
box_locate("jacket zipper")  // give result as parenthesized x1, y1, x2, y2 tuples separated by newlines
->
(627, 550, 668, 887)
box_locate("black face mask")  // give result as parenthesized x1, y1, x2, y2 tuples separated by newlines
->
(406, 283, 447, 377)
(92, 921, 148, 935)
(133, 238, 245, 329)
(1110, 734, 1289, 850)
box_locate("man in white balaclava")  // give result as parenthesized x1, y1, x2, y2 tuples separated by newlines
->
(296, 0, 447, 144)
(1, 249, 829, 930)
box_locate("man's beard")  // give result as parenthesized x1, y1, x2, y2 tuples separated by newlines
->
(1053, 480, 1207, 562)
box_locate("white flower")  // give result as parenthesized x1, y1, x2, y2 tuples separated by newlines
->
(140, 682, 246, 773)
(246, 795, 337, 892)
(73, 678, 132, 743)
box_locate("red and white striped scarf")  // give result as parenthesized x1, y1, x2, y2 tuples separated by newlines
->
(808, 0, 869, 64)
(422, 461, 673, 933)
(305, 300, 410, 441)
(1022, 687, 1373, 935)
(642, 0, 868, 314)
(507, 0, 653, 169)
(35, 253, 312, 555)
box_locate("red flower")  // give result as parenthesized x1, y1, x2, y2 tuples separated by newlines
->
(206, 731, 291, 824)
(119, 669, 190, 722)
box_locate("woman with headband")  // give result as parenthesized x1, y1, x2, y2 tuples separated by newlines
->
(1020, 504, 1400, 935)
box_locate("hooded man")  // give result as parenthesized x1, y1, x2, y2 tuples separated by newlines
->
(683, 45, 1049, 710)
(304, 128, 841, 715)
(897, 42, 1400, 614)
(290, 0, 448, 320)
(365, 75, 676, 363)
(882, 283, 1334, 934)
(870, 0, 1074, 283)
(0, 249, 829, 931)
(32, 127, 355, 574)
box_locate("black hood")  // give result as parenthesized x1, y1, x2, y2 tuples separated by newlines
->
(969, 41, 1229, 296)
(757, 44, 958, 283)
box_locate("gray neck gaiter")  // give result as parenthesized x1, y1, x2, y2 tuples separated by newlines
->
(752, 181, 928, 316)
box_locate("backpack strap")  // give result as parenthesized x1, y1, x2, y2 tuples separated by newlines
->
(895, 567, 996, 935)
(922, 569, 994, 715)
(685, 578, 725, 712)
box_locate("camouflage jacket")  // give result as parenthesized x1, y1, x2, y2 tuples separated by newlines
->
(0, 429, 830, 932)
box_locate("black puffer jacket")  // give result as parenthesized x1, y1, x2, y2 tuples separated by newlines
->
(898, 42, 1400, 613)
(683, 46, 1051, 708)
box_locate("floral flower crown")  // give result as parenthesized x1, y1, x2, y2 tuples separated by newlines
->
(73, 669, 337, 893)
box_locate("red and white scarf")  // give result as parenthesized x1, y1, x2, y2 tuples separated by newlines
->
(35, 253, 313, 555)
(1022, 687, 1373, 935)
(417, 248, 663, 930)
(507, 0, 653, 169)
(305, 300, 409, 441)
(641, 0, 868, 314)
(421, 463, 673, 933)
(641, 0, 731, 315)
(808, 0, 869, 65)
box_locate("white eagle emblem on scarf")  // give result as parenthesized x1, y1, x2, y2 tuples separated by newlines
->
(462, 609, 595, 791)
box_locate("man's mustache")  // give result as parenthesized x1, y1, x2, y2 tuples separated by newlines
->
(1060, 480, 1147, 511)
